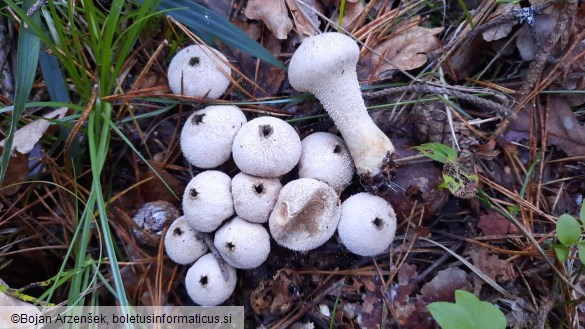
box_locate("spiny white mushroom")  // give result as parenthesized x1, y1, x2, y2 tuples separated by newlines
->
(232, 116, 302, 177)
(298, 132, 355, 193)
(288, 32, 395, 179)
(269, 178, 341, 251)
(183, 170, 234, 232)
(167, 44, 231, 99)
(164, 216, 208, 265)
(185, 253, 237, 306)
(231, 172, 282, 223)
(337, 193, 397, 256)
(214, 216, 271, 269)
(180, 105, 247, 168)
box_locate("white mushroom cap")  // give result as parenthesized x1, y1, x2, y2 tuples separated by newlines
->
(180, 105, 247, 168)
(231, 172, 282, 223)
(167, 45, 231, 99)
(269, 178, 341, 251)
(185, 253, 237, 306)
(337, 193, 397, 256)
(164, 216, 208, 265)
(298, 132, 355, 193)
(183, 170, 234, 232)
(288, 33, 394, 178)
(232, 116, 301, 177)
(214, 216, 271, 269)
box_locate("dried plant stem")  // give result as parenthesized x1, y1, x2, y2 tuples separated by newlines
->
(364, 84, 513, 118)
(520, 0, 577, 94)
(200, 233, 231, 282)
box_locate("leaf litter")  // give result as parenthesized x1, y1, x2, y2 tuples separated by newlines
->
(4, 0, 585, 328)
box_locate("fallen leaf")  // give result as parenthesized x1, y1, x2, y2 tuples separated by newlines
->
(140, 160, 185, 203)
(245, 0, 292, 40)
(445, 37, 485, 81)
(0, 107, 67, 154)
(468, 247, 517, 294)
(516, 14, 557, 61)
(478, 211, 513, 236)
(355, 292, 385, 329)
(482, 3, 519, 42)
(0, 151, 28, 196)
(472, 140, 500, 160)
(506, 97, 585, 156)
(366, 17, 442, 76)
(285, 0, 320, 35)
(331, 1, 364, 31)
(420, 267, 472, 303)
(398, 263, 418, 285)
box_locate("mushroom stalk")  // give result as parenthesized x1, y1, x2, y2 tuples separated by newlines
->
(288, 32, 394, 178)
(312, 76, 394, 177)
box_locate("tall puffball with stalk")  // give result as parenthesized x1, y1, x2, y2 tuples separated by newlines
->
(288, 32, 395, 180)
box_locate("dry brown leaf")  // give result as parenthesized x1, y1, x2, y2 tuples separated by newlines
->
(140, 160, 185, 204)
(368, 18, 442, 76)
(516, 14, 557, 61)
(546, 97, 585, 156)
(482, 3, 519, 42)
(284, 0, 320, 35)
(420, 267, 472, 303)
(468, 247, 517, 294)
(0, 151, 28, 196)
(245, 0, 292, 40)
(507, 97, 585, 156)
(331, 1, 364, 31)
(477, 211, 516, 236)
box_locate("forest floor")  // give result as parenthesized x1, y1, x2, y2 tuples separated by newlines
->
(1, 0, 585, 328)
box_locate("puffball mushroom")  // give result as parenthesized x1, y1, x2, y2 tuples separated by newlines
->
(288, 32, 395, 179)
(183, 170, 234, 232)
(232, 116, 302, 177)
(214, 216, 271, 269)
(298, 132, 355, 193)
(231, 172, 282, 223)
(167, 45, 231, 99)
(180, 105, 247, 168)
(164, 216, 208, 265)
(185, 253, 237, 306)
(337, 193, 397, 256)
(269, 178, 341, 251)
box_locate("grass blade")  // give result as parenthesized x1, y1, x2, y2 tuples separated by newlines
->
(151, 0, 285, 69)
(0, 0, 41, 184)
(39, 51, 70, 102)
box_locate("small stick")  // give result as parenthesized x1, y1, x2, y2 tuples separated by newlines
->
(27, 0, 45, 16)
(363, 84, 514, 118)
(520, 0, 577, 94)
(198, 232, 231, 282)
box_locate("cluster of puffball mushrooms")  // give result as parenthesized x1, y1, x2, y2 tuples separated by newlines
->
(163, 32, 398, 306)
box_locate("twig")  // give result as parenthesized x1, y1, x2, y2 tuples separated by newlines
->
(363, 84, 514, 118)
(27, 0, 45, 16)
(520, 0, 577, 94)
(199, 233, 231, 282)
(274, 278, 344, 329)
(446, 2, 557, 54)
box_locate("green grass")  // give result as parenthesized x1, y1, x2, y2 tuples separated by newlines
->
(1, 0, 286, 307)
(2, 0, 162, 307)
